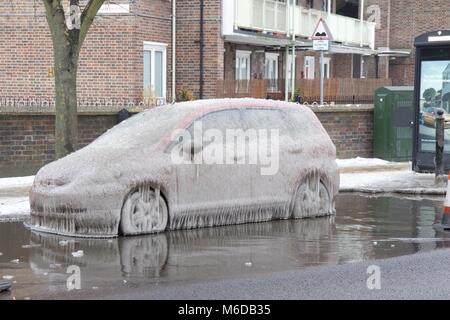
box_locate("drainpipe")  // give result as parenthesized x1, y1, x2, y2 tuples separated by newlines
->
(385, 0, 391, 79)
(360, 0, 365, 47)
(375, 55, 379, 79)
(284, 0, 290, 101)
(199, 0, 204, 99)
(172, 0, 176, 103)
(290, 0, 296, 98)
(285, 46, 289, 101)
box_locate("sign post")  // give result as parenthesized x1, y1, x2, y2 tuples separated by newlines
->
(311, 18, 333, 106)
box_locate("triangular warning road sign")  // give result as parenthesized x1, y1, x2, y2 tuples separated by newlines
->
(311, 18, 333, 40)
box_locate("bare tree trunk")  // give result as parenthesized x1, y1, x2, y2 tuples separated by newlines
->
(54, 54, 78, 157)
(43, 0, 105, 158)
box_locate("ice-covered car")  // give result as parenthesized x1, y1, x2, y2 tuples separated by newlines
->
(29, 99, 339, 238)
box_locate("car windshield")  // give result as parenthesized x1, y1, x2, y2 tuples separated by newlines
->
(90, 105, 195, 150)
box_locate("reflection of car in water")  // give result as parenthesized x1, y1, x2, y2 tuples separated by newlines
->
(27, 217, 337, 280)
(29, 99, 339, 238)
(422, 107, 450, 129)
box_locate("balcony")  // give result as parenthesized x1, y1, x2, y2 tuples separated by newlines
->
(225, 0, 376, 49)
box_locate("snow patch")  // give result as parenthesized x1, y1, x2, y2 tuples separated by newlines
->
(0, 176, 34, 190)
(340, 169, 445, 194)
(336, 157, 392, 168)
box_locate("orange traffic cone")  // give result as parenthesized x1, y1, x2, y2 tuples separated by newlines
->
(435, 172, 450, 232)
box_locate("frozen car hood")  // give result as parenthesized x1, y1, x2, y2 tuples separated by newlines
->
(33, 103, 196, 186)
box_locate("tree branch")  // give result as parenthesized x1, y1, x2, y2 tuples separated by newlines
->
(79, 0, 106, 47)
(42, 0, 67, 43)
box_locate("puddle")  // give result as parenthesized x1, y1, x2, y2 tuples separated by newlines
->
(0, 193, 448, 299)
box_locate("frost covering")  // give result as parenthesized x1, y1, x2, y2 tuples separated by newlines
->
(29, 98, 339, 237)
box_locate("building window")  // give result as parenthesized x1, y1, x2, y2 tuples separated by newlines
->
(236, 50, 251, 80)
(265, 52, 279, 92)
(335, 0, 359, 19)
(143, 41, 167, 101)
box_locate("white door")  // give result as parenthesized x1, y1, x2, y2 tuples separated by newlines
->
(304, 56, 315, 79)
(265, 53, 279, 92)
(323, 57, 331, 79)
(236, 50, 251, 93)
(236, 50, 251, 80)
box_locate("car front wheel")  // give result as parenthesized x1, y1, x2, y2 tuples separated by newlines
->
(120, 186, 168, 235)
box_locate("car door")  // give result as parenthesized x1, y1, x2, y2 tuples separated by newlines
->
(174, 108, 251, 213)
(241, 108, 292, 211)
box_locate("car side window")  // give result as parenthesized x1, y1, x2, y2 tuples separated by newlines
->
(242, 108, 294, 139)
(187, 109, 244, 136)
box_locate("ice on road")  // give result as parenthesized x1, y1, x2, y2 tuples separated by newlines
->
(0, 175, 33, 220)
(0, 197, 30, 219)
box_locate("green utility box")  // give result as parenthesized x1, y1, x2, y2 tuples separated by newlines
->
(373, 86, 414, 161)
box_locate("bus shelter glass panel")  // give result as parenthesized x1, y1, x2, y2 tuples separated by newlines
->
(419, 60, 450, 153)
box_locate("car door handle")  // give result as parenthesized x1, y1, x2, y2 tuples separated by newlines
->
(288, 147, 303, 154)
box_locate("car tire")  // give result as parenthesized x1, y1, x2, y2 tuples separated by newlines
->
(292, 176, 331, 219)
(120, 186, 168, 235)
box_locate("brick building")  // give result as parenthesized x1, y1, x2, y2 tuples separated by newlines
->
(0, 0, 449, 173)
(1, 0, 448, 104)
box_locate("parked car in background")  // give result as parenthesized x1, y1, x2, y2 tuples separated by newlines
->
(422, 107, 450, 128)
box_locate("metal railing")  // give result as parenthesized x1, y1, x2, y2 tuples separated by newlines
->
(233, 0, 376, 49)
(216, 78, 392, 104)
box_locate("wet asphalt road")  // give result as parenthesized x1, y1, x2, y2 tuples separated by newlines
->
(1, 193, 450, 300)
(73, 248, 450, 300)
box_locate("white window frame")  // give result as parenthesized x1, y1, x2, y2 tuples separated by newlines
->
(265, 52, 279, 92)
(143, 41, 167, 100)
(235, 50, 251, 80)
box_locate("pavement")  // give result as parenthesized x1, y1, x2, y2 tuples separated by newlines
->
(338, 158, 447, 195)
(57, 247, 450, 300)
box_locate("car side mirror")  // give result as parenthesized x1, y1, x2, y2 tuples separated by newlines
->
(189, 139, 204, 155)
(179, 137, 203, 161)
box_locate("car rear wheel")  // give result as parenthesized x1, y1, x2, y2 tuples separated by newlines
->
(120, 186, 168, 235)
(293, 176, 331, 219)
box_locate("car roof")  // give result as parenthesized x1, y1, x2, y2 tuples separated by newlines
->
(156, 98, 307, 134)
(171, 98, 301, 114)
(169, 98, 302, 127)
(155, 98, 319, 149)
